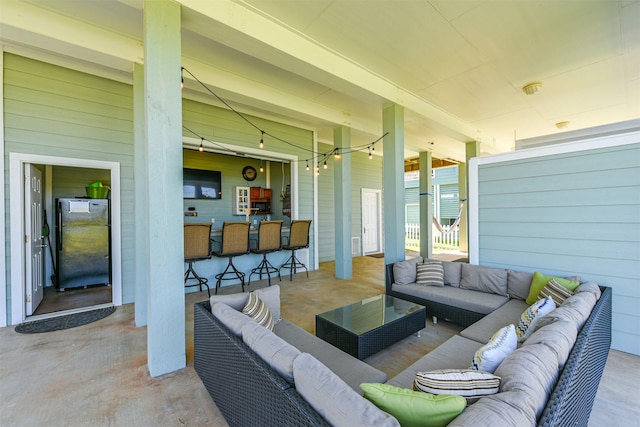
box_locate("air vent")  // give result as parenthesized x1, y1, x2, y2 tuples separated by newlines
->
(352, 237, 360, 255)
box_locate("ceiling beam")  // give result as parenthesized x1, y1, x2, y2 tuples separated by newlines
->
(0, 0, 143, 65)
(181, 57, 382, 137)
(177, 0, 496, 148)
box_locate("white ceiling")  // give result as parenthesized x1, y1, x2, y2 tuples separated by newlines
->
(1, 0, 639, 162)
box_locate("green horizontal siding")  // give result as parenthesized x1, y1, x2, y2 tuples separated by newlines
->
(433, 166, 458, 185)
(477, 142, 640, 355)
(439, 183, 459, 219)
(3, 53, 316, 313)
(182, 98, 315, 260)
(317, 142, 383, 261)
(3, 53, 134, 308)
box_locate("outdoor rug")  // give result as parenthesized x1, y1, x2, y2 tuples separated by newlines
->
(15, 306, 116, 334)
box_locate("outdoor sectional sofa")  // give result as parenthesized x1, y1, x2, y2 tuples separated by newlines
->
(194, 257, 611, 426)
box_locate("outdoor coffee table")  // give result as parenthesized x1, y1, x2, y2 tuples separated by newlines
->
(315, 295, 426, 360)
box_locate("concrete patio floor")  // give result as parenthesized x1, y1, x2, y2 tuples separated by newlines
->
(0, 255, 637, 426)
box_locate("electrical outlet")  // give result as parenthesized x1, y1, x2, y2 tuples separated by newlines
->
(253, 219, 257, 225)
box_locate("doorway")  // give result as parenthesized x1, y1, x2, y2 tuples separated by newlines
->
(8, 153, 122, 325)
(361, 188, 382, 255)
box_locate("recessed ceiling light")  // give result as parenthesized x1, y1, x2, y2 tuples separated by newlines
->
(522, 82, 542, 95)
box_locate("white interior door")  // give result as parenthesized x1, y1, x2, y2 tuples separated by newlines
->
(361, 189, 381, 254)
(25, 164, 44, 315)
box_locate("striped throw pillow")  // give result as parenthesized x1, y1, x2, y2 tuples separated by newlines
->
(416, 261, 444, 286)
(538, 279, 575, 305)
(242, 292, 275, 331)
(414, 369, 500, 403)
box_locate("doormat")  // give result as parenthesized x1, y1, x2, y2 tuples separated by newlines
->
(367, 253, 385, 258)
(15, 306, 116, 334)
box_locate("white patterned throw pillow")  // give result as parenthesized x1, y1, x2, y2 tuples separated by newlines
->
(471, 324, 517, 373)
(516, 296, 556, 342)
(416, 261, 445, 286)
(242, 292, 275, 331)
(414, 369, 500, 402)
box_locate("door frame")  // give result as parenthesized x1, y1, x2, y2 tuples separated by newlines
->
(7, 153, 122, 326)
(361, 188, 382, 255)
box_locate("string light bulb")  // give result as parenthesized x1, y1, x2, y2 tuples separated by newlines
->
(259, 160, 264, 173)
(306, 160, 310, 171)
(316, 163, 320, 176)
(181, 67, 389, 165)
(199, 138, 204, 152)
(334, 148, 340, 159)
(323, 160, 328, 169)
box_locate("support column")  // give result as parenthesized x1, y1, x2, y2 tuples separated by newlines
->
(458, 162, 468, 253)
(383, 104, 405, 264)
(133, 62, 148, 327)
(334, 126, 352, 279)
(459, 141, 480, 254)
(419, 151, 433, 259)
(144, 0, 185, 377)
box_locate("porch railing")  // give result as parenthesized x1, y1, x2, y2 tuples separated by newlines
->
(405, 223, 460, 252)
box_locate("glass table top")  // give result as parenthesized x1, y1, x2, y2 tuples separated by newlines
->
(316, 295, 425, 336)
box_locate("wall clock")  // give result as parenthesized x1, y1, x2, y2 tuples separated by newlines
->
(242, 165, 257, 181)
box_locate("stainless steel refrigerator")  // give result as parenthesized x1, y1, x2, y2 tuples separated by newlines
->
(56, 198, 110, 290)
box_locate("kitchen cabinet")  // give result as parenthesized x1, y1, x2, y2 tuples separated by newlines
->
(250, 187, 272, 214)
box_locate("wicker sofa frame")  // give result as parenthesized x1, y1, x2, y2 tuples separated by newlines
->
(195, 269, 611, 426)
(385, 262, 612, 427)
(194, 301, 330, 427)
(385, 263, 485, 327)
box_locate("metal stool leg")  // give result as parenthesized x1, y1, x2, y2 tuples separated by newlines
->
(248, 253, 281, 287)
(279, 249, 308, 281)
(184, 261, 211, 297)
(215, 256, 246, 294)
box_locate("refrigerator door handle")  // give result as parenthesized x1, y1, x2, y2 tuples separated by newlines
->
(57, 202, 62, 251)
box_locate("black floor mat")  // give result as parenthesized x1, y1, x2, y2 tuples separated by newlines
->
(15, 306, 116, 334)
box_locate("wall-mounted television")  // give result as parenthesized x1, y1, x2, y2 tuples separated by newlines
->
(183, 168, 222, 199)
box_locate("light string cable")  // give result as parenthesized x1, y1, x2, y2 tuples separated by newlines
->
(181, 66, 388, 168)
(182, 124, 255, 157)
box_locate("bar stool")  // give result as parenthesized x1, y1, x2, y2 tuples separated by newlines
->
(184, 223, 213, 297)
(248, 220, 283, 287)
(211, 221, 251, 294)
(279, 219, 312, 281)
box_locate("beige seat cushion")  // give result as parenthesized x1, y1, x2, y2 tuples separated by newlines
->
(495, 343, 560, 420)
(293, 353, 400, 427)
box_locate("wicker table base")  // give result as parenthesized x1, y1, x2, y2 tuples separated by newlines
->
(316, 295, 426, 360)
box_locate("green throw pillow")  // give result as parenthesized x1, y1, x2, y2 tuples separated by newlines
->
(525, 272, 580, 305)
(360, 383, 466, 427)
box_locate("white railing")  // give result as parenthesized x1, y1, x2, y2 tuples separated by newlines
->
(405, 223, 421, 251)
(405, 223, 460, 252)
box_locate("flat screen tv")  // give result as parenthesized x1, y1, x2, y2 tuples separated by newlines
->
(183, 168, 222, 199)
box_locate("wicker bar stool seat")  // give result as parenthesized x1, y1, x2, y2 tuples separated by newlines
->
(279, 219, 312, 281)
(184, 223, 213, 297)
(248, 220, 283, 287)
(212, 221, 251, 294)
